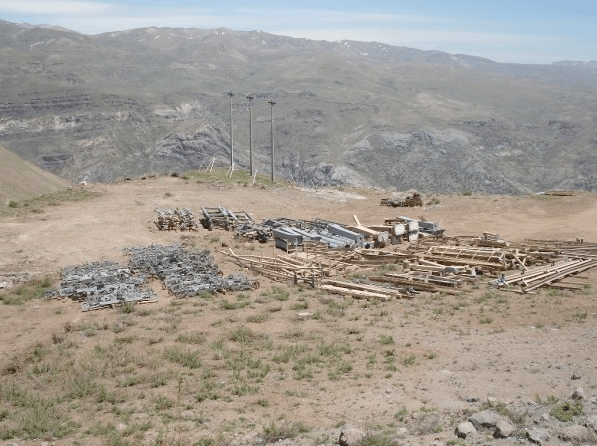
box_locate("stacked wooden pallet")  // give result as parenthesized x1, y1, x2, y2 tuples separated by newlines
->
(221, 248, 329, 286)
(421, 245, 508, 273)
(201, 206, 253, 230)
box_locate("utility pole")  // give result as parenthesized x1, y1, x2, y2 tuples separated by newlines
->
(247, 95, 254, 176)
(227, 92, 234, 168)
(268, 100, 276, 182)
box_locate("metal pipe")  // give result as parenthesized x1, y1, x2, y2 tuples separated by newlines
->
(247, 95, 254, 176)
(227, 92, 234, 168)
(268, 100, 276, 182)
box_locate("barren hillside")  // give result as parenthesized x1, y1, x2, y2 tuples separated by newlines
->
(0, 20, 596, 193)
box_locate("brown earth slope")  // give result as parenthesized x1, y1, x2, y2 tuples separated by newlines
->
(0, 145, 70, 205)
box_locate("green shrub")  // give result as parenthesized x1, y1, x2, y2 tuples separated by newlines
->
(262, 421, 310, 442)
(163, 347, 202, 369)
(550, 400, 583, 422)
(271, 287, 290, 301)
(401, 355, 416, 366)
(379, 335, 394, 345)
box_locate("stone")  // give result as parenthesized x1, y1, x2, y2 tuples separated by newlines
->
(557, 424, 596, 443)
(572, 386, 585, 400)
(494, 419, 515, 438)
(338, 425, 366, 446)
(455, 421, 477, 439)
(571, 371, 581, 380)
(527, 428, 550, 444)
(469, 410, 501, 429)
(466, 396, 479, 403)
(584, 415, 597, 433)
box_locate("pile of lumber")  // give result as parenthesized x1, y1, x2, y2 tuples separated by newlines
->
(367, 258, 477, 296)
(221, 248, 332, 286)
(319, 279, 413, 300)
(422, 245, 508, 272)
(493, 258, 597, 292)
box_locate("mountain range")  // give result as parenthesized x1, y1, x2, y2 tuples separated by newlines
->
(0, 19, 596, 193)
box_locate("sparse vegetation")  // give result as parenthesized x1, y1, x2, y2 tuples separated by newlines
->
(0, 189, 101, 216)
(262, 421, 310, 442)
(0, 276, 54, 305)
(550, 400, 583, 422)
(180, 168, 287, 189)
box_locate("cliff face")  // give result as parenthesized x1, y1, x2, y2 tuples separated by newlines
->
(0, 20, 595, 193)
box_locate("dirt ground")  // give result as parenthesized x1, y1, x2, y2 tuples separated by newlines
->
(1, 176, 596, 445)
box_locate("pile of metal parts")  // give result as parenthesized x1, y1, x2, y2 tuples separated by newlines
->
(380, 193, 423, 207)
(154, 208, 197, 231)
(151, 204, 596, 298)
(233, 215, 442, 251)
(124, 245, 256, 297)
(48, 261, 158, 311)
(49, 245, 257, 310)
(385, 216, 445, 237)
(200, 206, 254, 230)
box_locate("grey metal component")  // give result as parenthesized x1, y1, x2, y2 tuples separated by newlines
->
(327, 224, 364, 244)
(50, 261, 158, 311)
(272, 228, 303, 244)
(50, 244, 256, 310)
(398, 216, 443, 235)
(124, 244, 256, 297)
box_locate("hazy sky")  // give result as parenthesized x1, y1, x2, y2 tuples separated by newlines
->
(0, 0, 595, 64)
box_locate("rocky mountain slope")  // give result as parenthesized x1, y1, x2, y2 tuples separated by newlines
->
(0, 19, 595, 193)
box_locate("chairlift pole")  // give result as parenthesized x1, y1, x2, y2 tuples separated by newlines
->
(227, 92, 234, 168)
(268, 100, 276, 182)
(247, 95, 254, 176)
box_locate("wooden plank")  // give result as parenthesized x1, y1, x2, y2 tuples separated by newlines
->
(319, 284, 390, 301)
(321, 279, 407, 298)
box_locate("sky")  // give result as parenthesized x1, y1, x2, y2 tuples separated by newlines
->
(0, 0, 595, 64)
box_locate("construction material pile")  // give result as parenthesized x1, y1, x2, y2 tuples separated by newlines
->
(488, 239, 597, 293)
(222, 232, 597, 299)
(380, 193, 423, 207)
(222, 248, 325, 286)
(124, 245, 256, 297)
(49, 261, 158, 311)
(154, 208, 197, 231)
(234, 215, 440, 251)
(149, 204, 596, 298)
(200, 206, 254, 230)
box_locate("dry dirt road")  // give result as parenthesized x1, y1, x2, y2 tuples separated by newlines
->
(1, 176, 596, 445)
